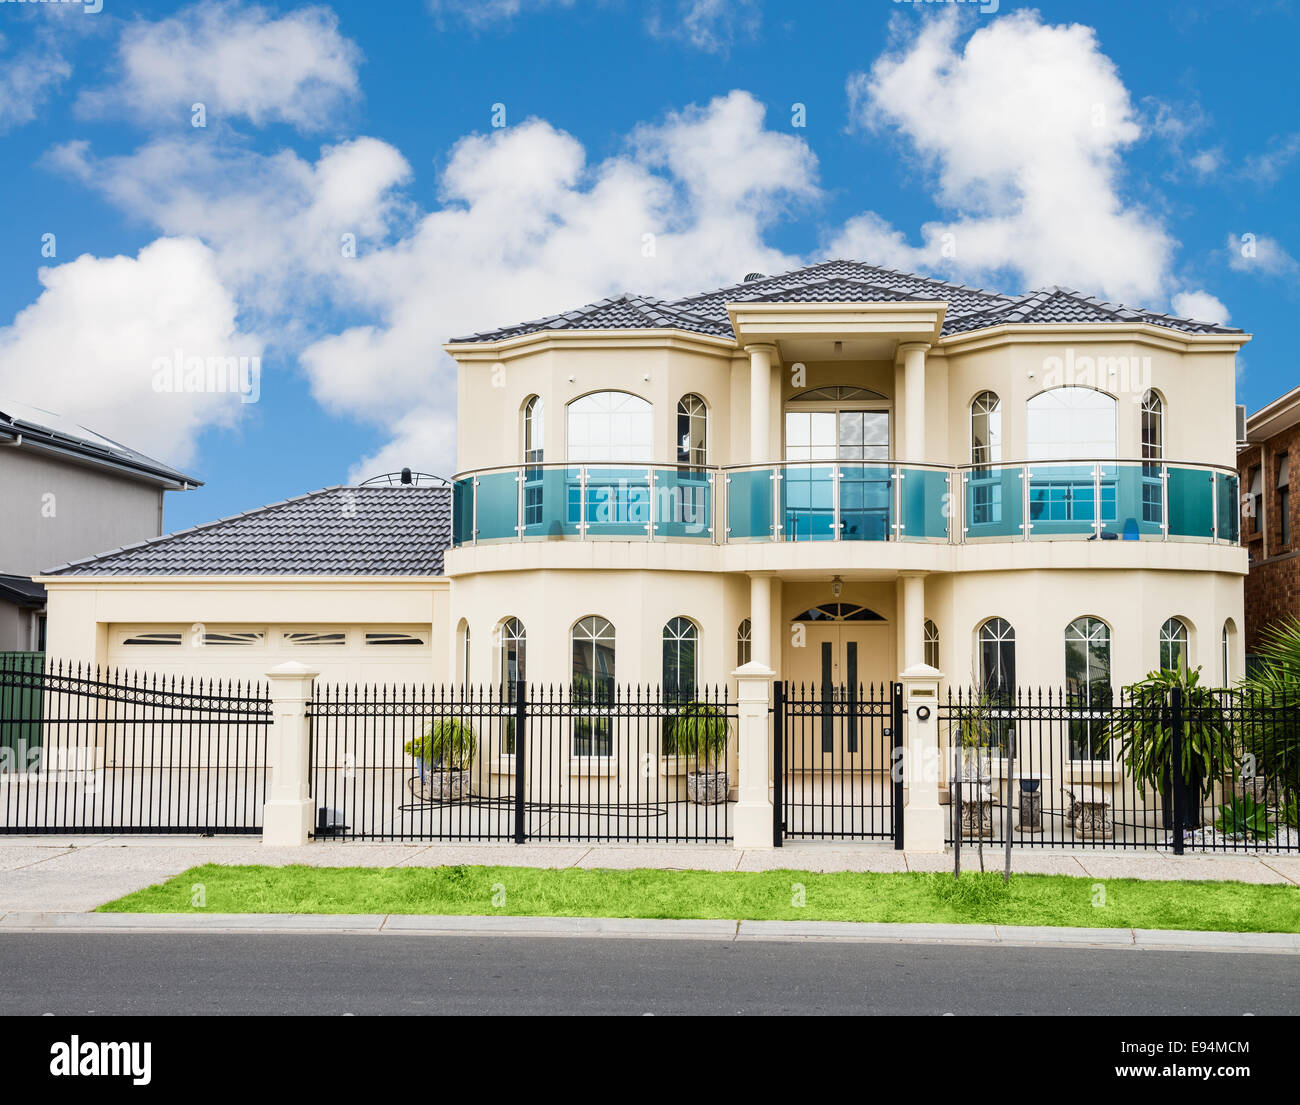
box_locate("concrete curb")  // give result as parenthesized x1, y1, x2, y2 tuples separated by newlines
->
(1, 911, 1297, 952)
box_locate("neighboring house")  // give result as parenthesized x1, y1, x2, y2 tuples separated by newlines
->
(444, 259, 1249, 720)
(0, 402, 197, 653)
(39, 485, 451, 684)
(1237, 384, 1300, 657)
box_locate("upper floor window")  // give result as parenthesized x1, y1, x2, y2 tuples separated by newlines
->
(785, 388, 889, 462)
(567, 391, 653, 463)
(1027, 388, 1117, 461)
(970, 392, 1001, 465)
(1141, 390, 1163, 460)
(1250, 467, 1263, 534)
(523, 396, 544, 463)
(1159, 617, 1188, 675)
(677, 395, 707, 466)
(1279, 455, 1291, 546)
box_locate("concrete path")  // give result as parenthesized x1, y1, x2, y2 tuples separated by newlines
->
(1, 909, 1297, 954)
(0, 835, 1297, 912)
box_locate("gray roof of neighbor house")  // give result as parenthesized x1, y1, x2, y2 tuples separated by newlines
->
(43, 486, 451, 577)
(0, 401, 200, 489)
(449, 260, 1242, 343)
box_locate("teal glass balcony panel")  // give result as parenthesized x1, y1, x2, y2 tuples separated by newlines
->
(781, 465, 836, 542)
(1215, 472, 1240, 543)
(474, 470, 520, 542)
(1167, 466, 1215, 539)
(1027, 464, 1105, 538)
(452, 477, 473, 546)
(655, 467, 712, 539)
(727, 467, 774, 540)
(581, 467, 652, 537)
(964, 466, 1023, 540)
(838, 466, 892, 541)
(521, 466, 580, 539)
(1100, 463, 1165, 540)
(898, 467, 950, 541)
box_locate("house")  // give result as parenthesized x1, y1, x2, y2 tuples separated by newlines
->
(1237, 384, 1300, 658)
(38, 260, 1249, 705)
(444, 260, 1249, 716)
(39, 484, 451, 685)
(1, 402, 198, 654)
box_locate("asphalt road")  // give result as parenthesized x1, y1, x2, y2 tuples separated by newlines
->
(1, 934, 1297, 1015)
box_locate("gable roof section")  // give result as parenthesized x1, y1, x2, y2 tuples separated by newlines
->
(0, 401, 199, 489)
(43, 486, 451, 577)
(450, 260, 1242, 345)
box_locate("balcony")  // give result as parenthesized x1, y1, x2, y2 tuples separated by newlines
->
(451, 461, 1240, 547)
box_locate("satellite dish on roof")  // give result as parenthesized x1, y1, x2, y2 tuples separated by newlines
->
(743, 272, 766, 282)
(359, 470, 450, 487)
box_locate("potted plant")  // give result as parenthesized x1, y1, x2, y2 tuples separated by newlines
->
(668, 702, 730, 805)
(1105, 667, 1234, 830)
(405, 717, 477, 802)
(953, 692, 998, 837)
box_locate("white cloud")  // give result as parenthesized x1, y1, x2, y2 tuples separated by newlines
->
(1242, 132, 1300, 186)
(1188, 148, 1222, 176)
(837, 10, 1173, 304)
(77, 2, 361, 130)
(1170, 289, 1229, 326)
(0, 239, 263, 467)
(1226, 233, 1298, 277)
(647, 0, 761, 55)
(426, 0, 575, 27)
(0, 30, 72, 133)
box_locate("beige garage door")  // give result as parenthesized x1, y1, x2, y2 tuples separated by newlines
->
(107, 623, 436, 686)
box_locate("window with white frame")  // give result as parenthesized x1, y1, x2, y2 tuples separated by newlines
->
(662, 616, 698, 701)
(737, 619, 752, 667)
(1065, 617, 1112, 758)
(676, 394, 707, 466)
(924, 619, 939, 670)
(571, 616, 615, 755)
(1159, 617, 1189, 675)
(970, 392, 1001, 465)
(977, 618, 1015, 695)
(1141, 390, 1164, 460)
(1027, 389, 1117, 461)
(523, 396, 544, 463)
(566, 391, 653, 463)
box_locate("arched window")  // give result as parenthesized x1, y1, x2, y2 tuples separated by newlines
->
(567, 391, 653, 463)
(736, 618, 752, 667)
(970, 392, 1001, 465)
(924, 619, 939, 670)
(662, 617, 698, 702)
(978, 618, 1015, 695)
(523, 396, 544, 463)
(1027, 388, 1117, 461)
(571, 616, 615, 755)
(457, 620, 471, 687)
(1159, 617, 1189, 675)
(1222, 619, 1235, 684)
(498, 618, 526, 753)
(1141, 390, 1163, 460)
(1065, 617, 1112, 758)
(676, 395, 707, 466)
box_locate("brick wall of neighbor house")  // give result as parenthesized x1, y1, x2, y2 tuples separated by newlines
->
(1239, 425, 1300, 652)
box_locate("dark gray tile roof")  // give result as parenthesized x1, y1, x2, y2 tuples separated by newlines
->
(44, 486, 451, 577)
(450, 260, 1241, 344)
(0, 401, 200, 488)
(0, 573, 46, 607)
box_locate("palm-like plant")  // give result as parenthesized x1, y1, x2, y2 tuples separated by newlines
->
(405, 718, 477, 771)
(666, 702, 730, 769)
(1238, 615, 1300, 807)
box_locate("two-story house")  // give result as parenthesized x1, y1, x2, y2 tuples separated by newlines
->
(1, 402, 198, 653)
(445, 261, 1249, 723)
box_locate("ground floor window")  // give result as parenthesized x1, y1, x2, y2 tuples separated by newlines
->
(1159, 617, 1188, 676)
(1065, 617, 1112, 759)
(572, 616, 615, 755)
(736, 618, 752, 667)
(924, 619, 939, 670)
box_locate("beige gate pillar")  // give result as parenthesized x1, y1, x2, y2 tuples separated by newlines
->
(733, 661, 774, 850)
(263, 661, 319, 847)
(900, 662, 945, 853)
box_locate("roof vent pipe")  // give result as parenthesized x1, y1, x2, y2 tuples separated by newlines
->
(401, 467, 412, 485)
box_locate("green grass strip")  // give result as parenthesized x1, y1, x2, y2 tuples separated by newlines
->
(97, 864, 1300, 932)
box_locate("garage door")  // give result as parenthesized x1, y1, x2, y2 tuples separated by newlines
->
(107, 624, 436, 685)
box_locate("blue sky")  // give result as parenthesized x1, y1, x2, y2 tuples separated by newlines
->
(0, 0, 1296, 533)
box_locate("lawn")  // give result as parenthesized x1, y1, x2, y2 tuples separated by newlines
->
(98, 864, 1300, 932)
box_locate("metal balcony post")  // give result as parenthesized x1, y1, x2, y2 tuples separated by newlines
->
(578, 466, 588, 540)
(1021, 464, 1031, 541)
(647, 466, 656, 541)
(833, 463, 842, 541)
(472, 475, 479, 546)
(1162, 464, 1169, 541)
(1093, 463, 1104, 539)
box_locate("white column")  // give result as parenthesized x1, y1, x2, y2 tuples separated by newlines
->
(899, 342, 929, 464)
(749, 574, 773, 668)
(900, 662, 944, 853)
(732, 661, 774, 850)
(900, 571, 925, 670)
(747, 344, 777, 464)
(263, 661, 319, 847)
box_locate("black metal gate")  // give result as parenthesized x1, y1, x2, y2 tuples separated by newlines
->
(774, 680, 903, 846)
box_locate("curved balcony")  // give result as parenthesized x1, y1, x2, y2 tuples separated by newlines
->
(451, 460, 1240, 547)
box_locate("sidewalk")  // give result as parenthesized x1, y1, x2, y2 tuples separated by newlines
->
(1, 909, 1296, 955)
(1, 835, 1298, 913)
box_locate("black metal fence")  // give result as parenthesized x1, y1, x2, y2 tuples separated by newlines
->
(774, 681, 903, 846)
(309, 682, 734, 842)
(0, 659, 270, 834)
(942, 686, 1300, 853)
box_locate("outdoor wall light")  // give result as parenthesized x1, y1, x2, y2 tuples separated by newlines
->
(831, 575, 843, 598)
